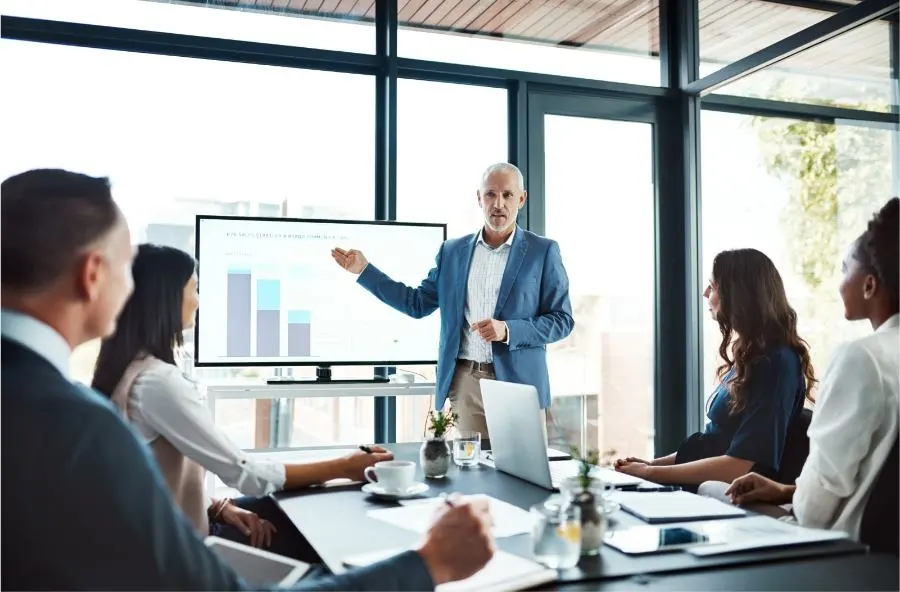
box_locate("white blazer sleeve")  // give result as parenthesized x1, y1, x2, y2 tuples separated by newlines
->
(131, 367, 286, 497)
(794, 342, 884, 529)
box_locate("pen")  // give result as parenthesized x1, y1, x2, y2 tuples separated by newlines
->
(634, 485, 680, 492)
(358, 445, 372, 453)
(440, 493, 456, 507)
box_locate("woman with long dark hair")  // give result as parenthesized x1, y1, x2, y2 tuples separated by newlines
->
(615, 248, 816, 486)
(724, 198, 899, 547)
(92, 244, 392, 559)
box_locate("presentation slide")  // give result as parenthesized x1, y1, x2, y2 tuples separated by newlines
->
(195, 216, 445, 366)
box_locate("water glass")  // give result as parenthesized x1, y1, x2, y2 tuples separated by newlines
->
(453, 431, 481, 467)
(530, 501, 581, 569)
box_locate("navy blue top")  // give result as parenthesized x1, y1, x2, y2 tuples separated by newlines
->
(1, 338, 435, 591)
(702, 344, 805, 473)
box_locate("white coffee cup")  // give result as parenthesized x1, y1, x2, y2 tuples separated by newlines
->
(364, 460, 416, 493)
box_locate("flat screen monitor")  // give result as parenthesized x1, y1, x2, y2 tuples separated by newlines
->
(194, 215, 446, 367)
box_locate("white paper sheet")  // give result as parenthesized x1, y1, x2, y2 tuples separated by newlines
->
(686, 515, 848, 556)
(367, 494, 534, 538)
(343, 548, 556, 592)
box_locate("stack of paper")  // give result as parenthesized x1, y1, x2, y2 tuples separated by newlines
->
(344, 549, 557, 592)
(686, 515, 848, 556)
(368, 495, 534, 538)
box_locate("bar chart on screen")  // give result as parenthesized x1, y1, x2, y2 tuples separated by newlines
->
(197, 216, 444, 366)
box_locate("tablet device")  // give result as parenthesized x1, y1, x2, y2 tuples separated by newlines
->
(604, 525, 711, 555)
(205, 536, 310, 587)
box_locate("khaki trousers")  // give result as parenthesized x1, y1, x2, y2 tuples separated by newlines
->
(447, 360, 547, 449)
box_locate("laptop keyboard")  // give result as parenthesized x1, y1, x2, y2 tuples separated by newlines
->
(549, 460, 583, 486)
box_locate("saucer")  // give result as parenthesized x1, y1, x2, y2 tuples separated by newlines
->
(362, 482, 430, 499)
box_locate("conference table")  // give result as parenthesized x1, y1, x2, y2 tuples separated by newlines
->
(272, 443, 898, 590)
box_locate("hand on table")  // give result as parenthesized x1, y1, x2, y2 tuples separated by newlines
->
(725, 472, 792, 506)
(615, 461, 652, 479)
(417, 494, 495, 585)
(615, 456, 651, 468)
(341, 445, 394, 481)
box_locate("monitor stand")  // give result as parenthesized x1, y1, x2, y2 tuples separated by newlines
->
(265, 365, 390, 385)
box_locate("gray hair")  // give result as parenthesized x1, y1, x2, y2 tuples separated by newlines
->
(481, 162, 524, 193)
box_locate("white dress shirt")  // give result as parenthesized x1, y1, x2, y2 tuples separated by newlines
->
(793, 314, 899, 540)
(121, 355, 287, 497)
(1, 308, 71, 378)
(458, 228, 514, 364)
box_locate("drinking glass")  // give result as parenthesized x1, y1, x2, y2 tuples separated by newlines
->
(530, 501, 581, 569)
(453, 431, 481, 467)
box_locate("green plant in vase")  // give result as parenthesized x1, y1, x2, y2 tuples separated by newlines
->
(561, 445, 606, 555)
(419, 409, 457, 479)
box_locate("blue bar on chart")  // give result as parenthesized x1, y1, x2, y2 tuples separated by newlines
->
(256, 279, 280, 357)
(287, 310, 311, 357)
(226, 266, 252, 357)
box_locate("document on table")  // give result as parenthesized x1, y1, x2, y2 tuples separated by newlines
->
(686, 515, 848, 556)
(343, 548, 556, 592)
(609, 490, 747, 523)
(367, 494, 534, 538)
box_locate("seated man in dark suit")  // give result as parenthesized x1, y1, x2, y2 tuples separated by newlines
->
(0, 168, 494, 591)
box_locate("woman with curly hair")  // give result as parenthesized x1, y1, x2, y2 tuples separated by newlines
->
(723, 197, 899, 546)
(615, 248, 816, 488)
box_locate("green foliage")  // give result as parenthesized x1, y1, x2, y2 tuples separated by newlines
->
(569, 445, 600, 489)
(754, 118, 839, 291)
(751, 88, 893, 299)
(426, 409, 458, 438)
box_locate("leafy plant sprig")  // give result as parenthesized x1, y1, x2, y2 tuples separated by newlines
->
(569, 445, 600, 489)
(427, 409, 458, 438)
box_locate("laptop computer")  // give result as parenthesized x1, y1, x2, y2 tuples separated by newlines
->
(479, 379, 645, 491)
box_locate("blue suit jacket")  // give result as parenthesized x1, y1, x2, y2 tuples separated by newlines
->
(357, 226, 574, 409)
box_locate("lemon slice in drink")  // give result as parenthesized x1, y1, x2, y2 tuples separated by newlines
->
(464, 442, 475, 457)
(556, 523, 581, 544)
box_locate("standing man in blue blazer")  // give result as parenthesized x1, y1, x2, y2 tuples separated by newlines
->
(332, 163, 574, 442)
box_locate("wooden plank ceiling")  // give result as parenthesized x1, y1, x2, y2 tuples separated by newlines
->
(167, 0, 890, 81)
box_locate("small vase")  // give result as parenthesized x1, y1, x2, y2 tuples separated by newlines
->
(560, 476, 607, 555)
(419, 437, 451, 479)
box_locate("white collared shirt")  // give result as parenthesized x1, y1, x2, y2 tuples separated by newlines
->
(793, 314, 900, 540)
(1, 308, 72, 379)
(458, 227, 514, 364)
(121, 355, 287, 496)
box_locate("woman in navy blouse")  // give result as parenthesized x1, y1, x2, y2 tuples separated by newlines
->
(615, 248, 817, 488)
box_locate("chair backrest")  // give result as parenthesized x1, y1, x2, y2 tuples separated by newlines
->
(748, 407, 812, 484)
(859, 437, 899, 555)
(777, 407, 813, 484)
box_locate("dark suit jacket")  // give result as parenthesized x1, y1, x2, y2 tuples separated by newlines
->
(1, 337, 434, 590)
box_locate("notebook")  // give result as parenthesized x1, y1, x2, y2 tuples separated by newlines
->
(343, 548, 557, 592)
(610, 490, 747, 523)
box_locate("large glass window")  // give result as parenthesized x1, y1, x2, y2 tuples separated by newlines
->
(2, 39, 377, 445)
(397, 0, 660, 85)
(394, 78, 507, 439)
(2, 0, 374, 53)
(396, 78, 508, 240)
(700, 109, 898, 415)
(543, 116, 656, 460)
(713, 21, 895, 113)
(699, 0, 836, 76)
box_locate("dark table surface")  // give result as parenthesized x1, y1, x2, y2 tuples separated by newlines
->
(273, 443, 868, 586)
(566, 553, 899, 591)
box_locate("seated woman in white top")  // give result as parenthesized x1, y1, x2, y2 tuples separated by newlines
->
(91, 244, 393, 560)
(711, 197, 899, 542)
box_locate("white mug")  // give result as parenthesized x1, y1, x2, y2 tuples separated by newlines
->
(364, 460, 416, 493)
